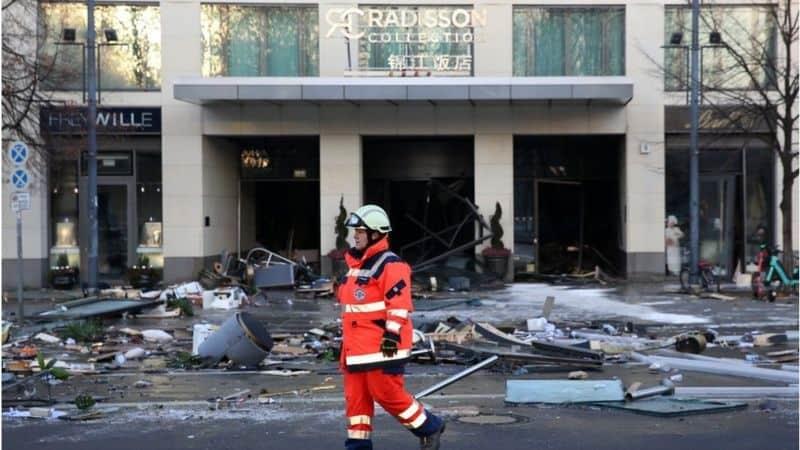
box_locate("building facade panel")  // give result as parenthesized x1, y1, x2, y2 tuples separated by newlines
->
(5, 0, 794, 288)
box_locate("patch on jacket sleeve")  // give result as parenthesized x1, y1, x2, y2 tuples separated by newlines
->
(386, 279, 407, 299)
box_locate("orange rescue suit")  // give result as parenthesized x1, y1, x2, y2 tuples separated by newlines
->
(338, 237, 434, 445)
(338, 237, 413, 371)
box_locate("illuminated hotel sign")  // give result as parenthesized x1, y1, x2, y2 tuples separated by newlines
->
(325, 6, 486, 75)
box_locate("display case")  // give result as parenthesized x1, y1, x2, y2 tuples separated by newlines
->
(136, 221, 163, 268)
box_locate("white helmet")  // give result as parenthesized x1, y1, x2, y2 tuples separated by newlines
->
(346, 204, 392, 233)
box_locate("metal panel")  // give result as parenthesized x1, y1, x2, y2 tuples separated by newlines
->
(572, 84, 632, 101)
(505, 379, 625, 404)
(238, 85, 302, 100)
(174, 84, 237, 101)
(470, 84, 510, 100)
(596, 398, 747, 417)
(172, 78, 635, 104)
(303, 85, 345, 100)
(37, 298, 162, 320)
(407, 85, 469, 100)
(512, 84, 572, 100)
(346, 85, 407, 100)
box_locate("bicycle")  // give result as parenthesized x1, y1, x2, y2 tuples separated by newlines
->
(679, 259, 720, 293)
(751, 244, 799, 302)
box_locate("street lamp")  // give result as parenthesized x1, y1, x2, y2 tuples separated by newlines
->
(58, 27, 127, 104)
(663, 31, 726, 103)
(57, 23, 127, 293)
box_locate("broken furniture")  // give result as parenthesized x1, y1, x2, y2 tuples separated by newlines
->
(245, 248, 296, 289)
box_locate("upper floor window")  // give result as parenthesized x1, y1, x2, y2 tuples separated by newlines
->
(513, 7, 625, 76)
(202, 5, 319, 77)
(664, 6, 776, 91)
(38, 2, 161, 91)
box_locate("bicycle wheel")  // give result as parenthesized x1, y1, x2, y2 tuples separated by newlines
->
(679, 268, 690, 292)
(767, 289, 777, 302)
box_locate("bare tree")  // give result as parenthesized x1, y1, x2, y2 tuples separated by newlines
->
(659, 1, 798, 271)
(3, 0, 74, 182)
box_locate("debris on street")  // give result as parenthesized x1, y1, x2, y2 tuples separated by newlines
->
(2, 278, 797, 427)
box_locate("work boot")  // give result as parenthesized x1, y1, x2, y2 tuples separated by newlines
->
(419, 421, 445, 450)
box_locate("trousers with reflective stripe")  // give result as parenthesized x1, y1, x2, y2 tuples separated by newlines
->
(344, 369, 427, 443)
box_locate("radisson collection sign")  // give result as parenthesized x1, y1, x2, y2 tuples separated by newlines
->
(326, 7, 487, 74)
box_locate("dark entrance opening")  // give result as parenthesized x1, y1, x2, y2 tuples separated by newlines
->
(238, 137, 320, 265)
(515, 135, 623, 275)
(362, 137, 474, 266)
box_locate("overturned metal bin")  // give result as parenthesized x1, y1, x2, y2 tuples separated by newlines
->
(197, 312, 273, 367)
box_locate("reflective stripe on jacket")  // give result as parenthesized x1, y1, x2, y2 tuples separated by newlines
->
(337, 237, 414, 371)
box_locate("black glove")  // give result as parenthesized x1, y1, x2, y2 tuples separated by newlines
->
(380, 331, 400, 357)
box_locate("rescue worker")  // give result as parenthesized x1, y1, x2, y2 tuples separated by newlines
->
(338, 204, 445, 450)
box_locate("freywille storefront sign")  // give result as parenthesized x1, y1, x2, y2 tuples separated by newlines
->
(326, 7, 486, 74)
(40, 107, 162, 134)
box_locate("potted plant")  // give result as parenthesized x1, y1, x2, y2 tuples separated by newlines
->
(49, 253, 79, 289)
(326, 196, 350, 277)
(127, 255, 161, 289)
(482, 202, 511, 278)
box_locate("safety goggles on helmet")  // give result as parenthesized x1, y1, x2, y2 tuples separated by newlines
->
(346, 213, 369, 230)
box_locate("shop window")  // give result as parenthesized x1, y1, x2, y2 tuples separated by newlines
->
(744, 148, 773, 265)
(664, 146, 773, 276)
(202, 5, 319, 77)
(136, 152, 163, 268)
(513, 7, 625, 76)
(50, 159, 80, 269)
(38, 3, 161, 91)
(664, 6, 776, 91)
(357, 6, 476, 75)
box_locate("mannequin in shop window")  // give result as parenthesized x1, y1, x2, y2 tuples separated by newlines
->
(665, 215, 684, 275)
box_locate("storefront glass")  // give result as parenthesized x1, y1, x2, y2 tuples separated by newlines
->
(664, 6, 776, 90)
(202, 5, 319, 77)
(136, 152, 163, 268)
(664, 146, 773, 276)
(513, 7, 625, 76)
(38, 2, 161, 90)
(50, 159, 80, 269)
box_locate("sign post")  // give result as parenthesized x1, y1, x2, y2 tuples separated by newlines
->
(8, 141, 30, 323)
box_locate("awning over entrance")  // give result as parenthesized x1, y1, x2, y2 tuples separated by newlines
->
(173, 77, 633, 105)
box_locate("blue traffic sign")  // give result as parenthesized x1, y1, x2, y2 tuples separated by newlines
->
(10, 169, 29, 190)
(8, 141, 29, 166)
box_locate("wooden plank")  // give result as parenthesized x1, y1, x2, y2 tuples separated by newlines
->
(474, 322, 529, 346)
(529, 339, 603, 361)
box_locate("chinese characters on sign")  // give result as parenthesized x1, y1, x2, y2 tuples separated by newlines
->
(387, 54, 473, 72)
(326, 7, 484, 75)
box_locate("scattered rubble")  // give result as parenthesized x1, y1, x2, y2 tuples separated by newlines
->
(2, 278, 797, 424)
